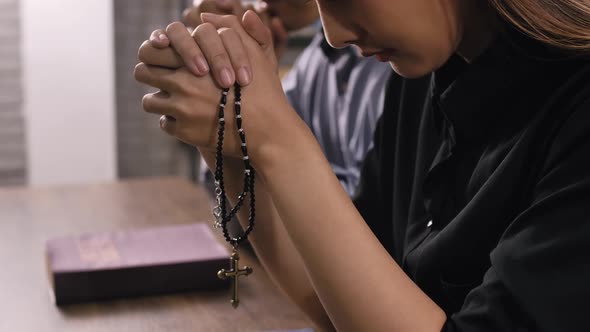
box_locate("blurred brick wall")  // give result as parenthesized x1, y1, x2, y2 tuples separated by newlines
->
(114, 0, 195, 179)
(0, 0, 26, 186)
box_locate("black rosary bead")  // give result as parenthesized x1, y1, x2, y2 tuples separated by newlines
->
(213, 83, 255, 247)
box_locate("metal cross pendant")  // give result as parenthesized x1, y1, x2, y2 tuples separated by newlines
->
(217, 249, 252, 308)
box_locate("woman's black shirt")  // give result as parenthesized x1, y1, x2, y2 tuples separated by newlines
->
(353, 28, 590, 331)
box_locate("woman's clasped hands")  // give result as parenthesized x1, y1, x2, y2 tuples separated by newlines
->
(133, 10, 309, 171)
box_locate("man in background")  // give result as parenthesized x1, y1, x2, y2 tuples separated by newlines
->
(182, 0, 392, 196)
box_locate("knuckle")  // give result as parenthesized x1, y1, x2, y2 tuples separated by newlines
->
(160, 116, 177, 135)
(141, 94, 153, 112)
(175, 41, 197, 57)
(261, 25, 272, 40)
(194, 22, 215, 36)
(166, 21, 185, 34)
(180, 40, 198, 54)
(137, 40, 151, 62)
(162, 74, 182, 91)
(223, 15, 240, 25)
(172, 100, 187, 117)
(218, 27, 236, 38)
(151, 28, 164, 37)
(133, 63, 148, 81)
(211, 52, 230, 65)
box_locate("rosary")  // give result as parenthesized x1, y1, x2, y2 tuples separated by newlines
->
(212, 84, 256, 308)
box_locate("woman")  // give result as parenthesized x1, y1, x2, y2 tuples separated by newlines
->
(134, 1, 590, 330)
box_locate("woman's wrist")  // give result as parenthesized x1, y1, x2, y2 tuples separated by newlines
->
(249, 99, 320, 182)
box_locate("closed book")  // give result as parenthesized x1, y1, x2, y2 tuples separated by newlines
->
(45, 223, 230, 305)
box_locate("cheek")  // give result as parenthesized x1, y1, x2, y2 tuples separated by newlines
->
(362, 0, 460, 77)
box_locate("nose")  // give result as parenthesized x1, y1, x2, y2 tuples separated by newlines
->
(318, 10, 357, 49)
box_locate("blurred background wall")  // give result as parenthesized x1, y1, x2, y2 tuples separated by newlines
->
(114, 0, 191, 179)
(21, 0, 116, 186)
(0, 0, 311, 187)
(0, 0, 26, 186)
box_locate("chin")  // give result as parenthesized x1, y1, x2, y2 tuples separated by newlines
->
(388, 54, 450, 79)
(388, 62, 432, 79)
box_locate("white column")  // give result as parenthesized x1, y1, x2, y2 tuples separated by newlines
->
(21, 0, 116, 185)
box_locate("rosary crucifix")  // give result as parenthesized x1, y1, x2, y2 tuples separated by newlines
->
(212, 85, 256, 308)
(217, 250, 252, 308)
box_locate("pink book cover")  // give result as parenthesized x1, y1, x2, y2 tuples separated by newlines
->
(45, 223, 230, 305)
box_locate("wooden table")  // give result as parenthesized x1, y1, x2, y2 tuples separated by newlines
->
(0, 177, 314, 331)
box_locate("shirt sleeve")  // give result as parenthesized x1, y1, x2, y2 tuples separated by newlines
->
(443, 97, 590, 331)
(282, 38, 319, 121)
(281, 64, 302, 117)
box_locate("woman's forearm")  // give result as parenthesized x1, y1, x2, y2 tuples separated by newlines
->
(255, 134, 447, 332)
(200, 150, 335, 331)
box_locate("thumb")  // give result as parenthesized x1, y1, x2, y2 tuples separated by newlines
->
(242, 10, 274, 54)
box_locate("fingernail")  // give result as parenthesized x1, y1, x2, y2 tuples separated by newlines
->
(194, 55, 209, 74)
(158, 33, 168, 42)
(220, 68, 234, 87)
(237, 67, 251, 85)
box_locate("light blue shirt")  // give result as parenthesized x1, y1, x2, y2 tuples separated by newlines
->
(282, 31, 392, 195)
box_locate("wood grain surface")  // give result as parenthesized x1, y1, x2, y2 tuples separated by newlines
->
(0, 177, 313, 332)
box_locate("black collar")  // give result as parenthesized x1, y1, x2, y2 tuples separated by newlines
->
(430, 23, 575, 144)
